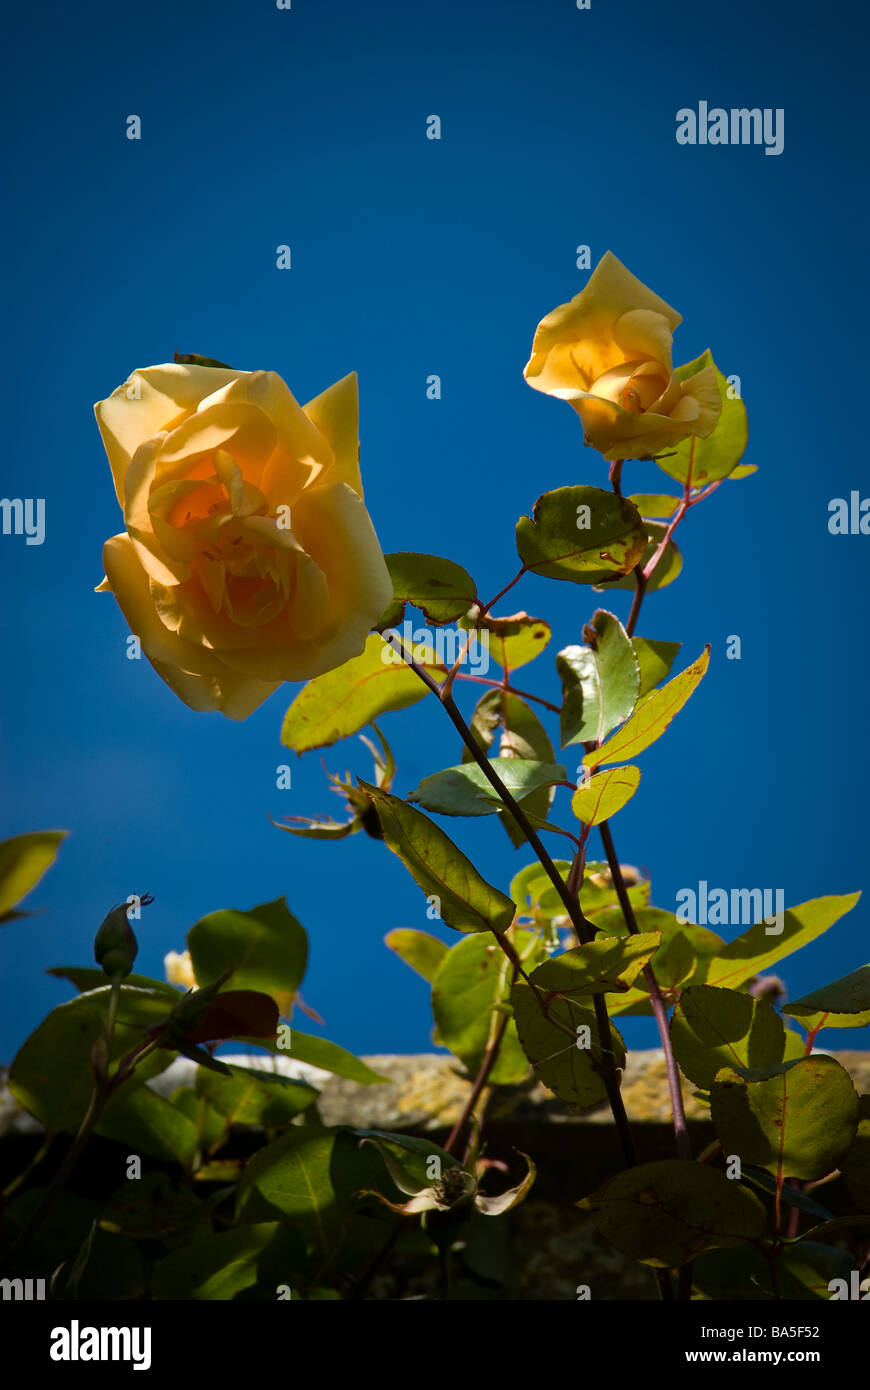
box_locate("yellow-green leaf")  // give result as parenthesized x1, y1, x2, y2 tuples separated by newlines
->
(571, 766, 641, 826)
(585, 647, 710, 768)
(281, 634, 445, 753)
(432, 929, 544, 1085)
(628, 493, 681, 518)
(657, 351, 749, 487)
(384, 929, 448, 984)
(705, 893, 861, 992)
(0, 831, 66, 922)
(631, 637, 681, 697)
(460, 611, 551, 672)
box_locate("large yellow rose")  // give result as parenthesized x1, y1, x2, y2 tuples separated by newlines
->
(95, 363, 392, 719)
(523, 252, 721, 461)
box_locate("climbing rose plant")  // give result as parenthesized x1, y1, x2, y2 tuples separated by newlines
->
(2, 253, 868, 1302)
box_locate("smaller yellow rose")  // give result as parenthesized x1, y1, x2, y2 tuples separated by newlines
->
(524, 252, 721, 461)
(164, 948, 196, 989)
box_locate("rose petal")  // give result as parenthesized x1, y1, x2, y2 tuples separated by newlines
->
(95, 363, 243, 505)
(524, 251, 681, 395)
(303, 371, 363, 497)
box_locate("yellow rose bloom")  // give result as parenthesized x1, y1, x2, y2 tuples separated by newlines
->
(95, 364, 392, 719)
(523, 252, 722, 462)
(164, 949, 197, 989)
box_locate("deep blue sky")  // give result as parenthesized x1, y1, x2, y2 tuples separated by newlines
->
(2, 0, 867, 1063)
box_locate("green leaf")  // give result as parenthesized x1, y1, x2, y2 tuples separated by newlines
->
(47, 966, 179, 997)
(783, 1022, 807, 1060)
(631, 637, 682, 698)
(670, 985, 786, 1090)
(462, 690, 558, 848)
(97, 1086, 201, 1164)
(187, 897, 308, 1016)
(557, 610, 640, 747)
(411, 759, 565, 818)
(841, 1095, 870, 1210)
(587, 908, 724, 1016)
(791, 1213, 870, 1245)
(578, 1158, 766, 1267)
(651, 932, 698, 991)
(516, 486, 647, 584)
(8, 987, 176, 1133)
(61, 1221, 146, 1301)
(510, 859, 571, 913)
(607, 522, 682, 593)
(657, 351, 749, 486)
(0, 830, 66, 922)
(154, 1222, 304, 1300)
(527, 934, 661, 997)
(692, 1242, 852, 1301)
(246, 1031, 388, 1085)
(432, 930, 545, 1085)
(359, 782, 516, 934)
(460, 611, 551, 671)
(464, 690, 502, 757)
(584, 647, 710, 768)
(385, 928, 448, 984)
(170, 1086, 228, 1151)
(710, 1056, 860, 1180)
(235, 1126, 343, 1253)
(581, 866, 651, 920)
(704, 893, 861, 991)
(741, 1167, 836, 1223)
(782, 963, 870, 1031)
(353, 1128, 458, 1170)
(100, 1171, 216, 1241)
(572, 766, 641, 826)
(378, 552, 477, 627)
(195, 1063, 318, 1127)
(355, 1138, 465, 1212)
(510, 859, 650, 922)
(510, 983, 626, 1108)
(627, 493, 681, 518)
(281, 633, 446, 752)
(729, 463, 757, 480)
(466, 692, 557, 767)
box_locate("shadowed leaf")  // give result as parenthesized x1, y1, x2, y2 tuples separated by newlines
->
(516, 486, 647, 584)
(670, 985, 786, 1090)
(578, 1158, 766, 1267)
(782, 963, 870, 1031)
(710, 1056, 860, 1181)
